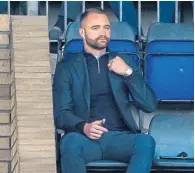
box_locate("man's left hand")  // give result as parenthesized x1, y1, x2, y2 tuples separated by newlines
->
(108, 56, 132, 76)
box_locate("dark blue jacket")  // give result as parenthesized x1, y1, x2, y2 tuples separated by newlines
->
(53, 52, 157, 132)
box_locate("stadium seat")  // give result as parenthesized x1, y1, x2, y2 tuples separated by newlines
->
(144, 23, 194, 101)
(0, 1, 7, 14)
(149, 114, 194, 170)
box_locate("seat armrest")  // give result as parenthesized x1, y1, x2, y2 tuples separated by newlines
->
(56, 129, 65, 137)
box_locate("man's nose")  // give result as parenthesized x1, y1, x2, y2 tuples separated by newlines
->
(100, 28, 106, 35)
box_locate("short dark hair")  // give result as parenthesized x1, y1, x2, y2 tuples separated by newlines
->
(80, 7, 107, 27)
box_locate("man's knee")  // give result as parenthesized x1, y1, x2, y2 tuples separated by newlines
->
(136, 134, 155, 149)
(60, 132, 85, 156)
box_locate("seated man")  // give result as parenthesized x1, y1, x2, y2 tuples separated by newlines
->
(53, 7, 157, 173)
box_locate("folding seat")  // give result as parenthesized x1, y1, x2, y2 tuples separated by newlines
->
(149, 114, 194, 170)
(144, 23, 194, 171)
(144, 23, 194, 101)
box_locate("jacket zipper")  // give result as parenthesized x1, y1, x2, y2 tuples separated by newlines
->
(95, 52, 109, 74)
(97, 58, 100, 74)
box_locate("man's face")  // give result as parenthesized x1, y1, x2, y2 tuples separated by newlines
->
(80, 12, 111, 50)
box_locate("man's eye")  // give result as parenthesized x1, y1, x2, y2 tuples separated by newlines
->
(105, 26, 110, 30)
(92, 27, 98, 30)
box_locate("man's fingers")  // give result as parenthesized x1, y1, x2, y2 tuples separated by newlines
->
(91, 128, 104, 135)
(92, 120, 108, 132)
(109, 66, 113, 71)
(95, 125, 108, 132)
(91, 133, 101, 138)
(90, 133, 101, 140)
(108, 59, 115, 67)
(108, 62, 115, 71)
(94, 120, 104, 125)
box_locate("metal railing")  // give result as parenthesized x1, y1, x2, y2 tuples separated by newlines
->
(62, 1, 181, 41)
(6, 1, 49, 16)
(5, 1, 183, 42)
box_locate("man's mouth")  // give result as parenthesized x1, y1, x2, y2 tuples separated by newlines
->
(98, 38, 107, 42)
(99, 39, 106, 41)
(98, 37, 107, 41)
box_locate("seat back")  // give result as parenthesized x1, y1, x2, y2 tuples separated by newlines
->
(63, 21, 140, 65)
(149, 114, 194, 161)
(0, 1, 7, 14)
(144, 23, 194, 101)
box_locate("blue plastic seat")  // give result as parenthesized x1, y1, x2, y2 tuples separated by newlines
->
(0, 1, 7, 14)
(149, 114, 194, 169)
(144, 23, 194, 101)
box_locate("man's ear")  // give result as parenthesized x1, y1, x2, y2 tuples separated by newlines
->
(79, 28, 85, 39)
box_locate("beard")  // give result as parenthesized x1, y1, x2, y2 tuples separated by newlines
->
(85, 35, 110, 50)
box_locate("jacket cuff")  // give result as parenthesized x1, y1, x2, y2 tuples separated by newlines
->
(124, 69, 135, 83)
(124, 69, 140, 84)
(75, 121, 86, 134)
(124, 74, 132, 83)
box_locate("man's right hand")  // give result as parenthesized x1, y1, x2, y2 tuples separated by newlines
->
(83, 119, 108, 140)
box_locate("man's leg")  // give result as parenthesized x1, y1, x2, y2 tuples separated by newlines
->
(126, 134, 155, 173)
(60, 132, 102, 173)
(100, 131, 155, 173)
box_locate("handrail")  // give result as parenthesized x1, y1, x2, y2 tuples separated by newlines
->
(101, 1, 104, 9)
(7, 1, 10, 15)
(175, 1, 179, 23)
(46, 1, 49, 17)
(138, 1, 142, 39)
(119, 1, 122, 21)
(64, 2, 67, 33)
(157, 1, 160, 22)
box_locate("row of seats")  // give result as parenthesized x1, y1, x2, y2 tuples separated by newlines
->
(55, 21, 194, 172)
(144, 23, 194, 170)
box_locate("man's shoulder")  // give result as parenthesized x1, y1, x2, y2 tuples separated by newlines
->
(57, 52, 83, 66)
(64, 52, 83, 62)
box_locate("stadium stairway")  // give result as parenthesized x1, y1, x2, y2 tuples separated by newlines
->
(0, 15, 57, 173)
(0, 14, 13, 173)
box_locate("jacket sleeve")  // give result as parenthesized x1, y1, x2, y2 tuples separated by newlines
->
(124, 57, 157, 113)
(52, 60, 85, 131)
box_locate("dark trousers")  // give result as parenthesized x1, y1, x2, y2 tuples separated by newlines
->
(60, 131, 155, 173)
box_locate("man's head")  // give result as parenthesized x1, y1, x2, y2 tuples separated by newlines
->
(79, 8, 111, 51)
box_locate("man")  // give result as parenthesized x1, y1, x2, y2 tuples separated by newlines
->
(53, 7, 157, 173)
